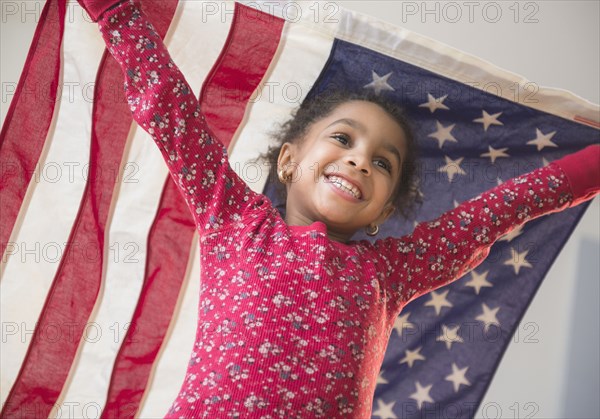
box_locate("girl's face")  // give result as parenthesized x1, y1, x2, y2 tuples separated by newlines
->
(278, 100, 408, 243)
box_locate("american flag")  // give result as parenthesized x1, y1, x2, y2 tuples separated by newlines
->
(1, 1, 598, 418)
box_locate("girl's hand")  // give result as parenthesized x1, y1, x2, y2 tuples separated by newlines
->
(78, 0, 127, 22)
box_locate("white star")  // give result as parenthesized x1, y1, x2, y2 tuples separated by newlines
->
(424, 289, 453, 315)
(504, 247, 533, 275)
(473, 110, 504, 131)
(419, 93, 450, 113)
(364, 70, 395, 95)
(393, 312, 415, 337)
(542, 157, 550, 166)
(526, 128, 558, 151)
(480, 145, 510, 163)
(376, 370, 389, 386)
(453, 200, 460, 208)
(428, 121, 458, 148)
(372, 398, 397, 419)
(464, 269, 493, 294)
(409, 381, 434, 409)
(400, 346, 426, 368)
(438, 155, 467, 182)
(497, 177, 504, 186)
(476, 303, 501, 332)
(437, 324, 464, 350)
(445, 363, 471, 393)
(499, 225, 524, 242)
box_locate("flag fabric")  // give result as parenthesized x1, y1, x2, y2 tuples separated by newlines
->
(1, 1, 598, 418)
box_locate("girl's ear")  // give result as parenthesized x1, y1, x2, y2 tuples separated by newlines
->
(277, 142, 295, 170)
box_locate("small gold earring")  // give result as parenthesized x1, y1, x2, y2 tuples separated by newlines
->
(278, 169, 291, 184)
(366, 224, 379, 236)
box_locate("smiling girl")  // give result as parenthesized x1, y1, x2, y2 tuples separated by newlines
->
(78, 0, 600, 417)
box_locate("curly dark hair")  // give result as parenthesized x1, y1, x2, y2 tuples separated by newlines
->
(256, 89, 421, 220)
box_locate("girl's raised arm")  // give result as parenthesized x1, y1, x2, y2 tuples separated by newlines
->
(82, 0, 259, 233)
(377, 145, 599, 310)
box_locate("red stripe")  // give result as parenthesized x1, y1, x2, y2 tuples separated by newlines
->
(200, 3, 285, 144)
(0, 0, 66, 260)
(1, 22, 134, 419)
(101, 4, 285, 417)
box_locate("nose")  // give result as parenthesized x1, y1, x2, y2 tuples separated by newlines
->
(345, 154, 370, 175)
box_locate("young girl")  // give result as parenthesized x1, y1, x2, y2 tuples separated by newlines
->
(80, 0, 599, 417)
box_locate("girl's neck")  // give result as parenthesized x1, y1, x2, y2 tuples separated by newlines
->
(285, 215, 353, 244)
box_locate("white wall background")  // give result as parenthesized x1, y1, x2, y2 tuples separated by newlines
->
(2, 1, 598, 418)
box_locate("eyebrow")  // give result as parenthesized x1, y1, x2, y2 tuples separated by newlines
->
(326, 118, 403, 167)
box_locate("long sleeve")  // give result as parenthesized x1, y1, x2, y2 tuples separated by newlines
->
(378, 145, 599, 308)
(95, 0, 259, 233)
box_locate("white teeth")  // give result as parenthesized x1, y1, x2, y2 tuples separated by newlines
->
(327, 175, 362, 199)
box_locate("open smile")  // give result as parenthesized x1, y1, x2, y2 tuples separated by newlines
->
(324, 174, 363, 201)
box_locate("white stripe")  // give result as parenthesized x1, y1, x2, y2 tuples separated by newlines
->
(0, 5, 106, 407)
